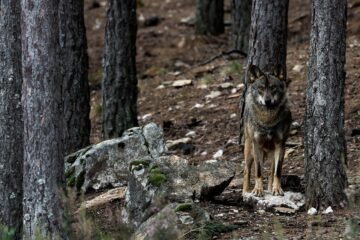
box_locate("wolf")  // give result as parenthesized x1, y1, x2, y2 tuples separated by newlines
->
(242, 64, 292, 197)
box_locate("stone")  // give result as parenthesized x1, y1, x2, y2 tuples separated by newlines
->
(274, 207, 296, 214)
(131, 203, 209, 240)
(292, 64, 304, 73)
(172, 79, 192, 88)
(65, 123, 166, 192)
(213, 150, 223, 159)
(205, 91, 221, 99)
(243, 191, 305, 212)
(166, 137, 192, 150)
(219, 82, 234, 89)
(307, 207, 317, 215)
(322, 206, 333, 214)
(122, 155, 235, 227)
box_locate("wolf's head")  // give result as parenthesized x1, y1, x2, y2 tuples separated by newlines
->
(248, 65, 288, 108)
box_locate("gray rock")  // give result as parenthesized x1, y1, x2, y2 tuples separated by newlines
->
(65, 123, 166, 192)
(131, 203, 210, 240)
(243, 191, 305, 212)
(122, 155, 234, 227)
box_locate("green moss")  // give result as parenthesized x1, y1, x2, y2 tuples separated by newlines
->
(0, 225, 16, 240)
(67, 175, 76, 187)
(65, 167, 75, 179)
(150, 168, 163, 175)
(129, 159, 151, 170)
(148, 172, 166, 187)
(203, 221, 238, 235)
(76, 171, 85, 191)
(174, 203, 192, 212)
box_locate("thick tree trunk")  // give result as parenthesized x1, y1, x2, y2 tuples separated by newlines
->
(304, 0, 348, 209)
(21, 0, 66, 238)
(195, 0, 224, 35)
(239, 0, 289, 142)
(59, 0, 91, 155)
(0, 0, 23, 237)
(103, 0, 138, 139)
(231, 0, 252, 54)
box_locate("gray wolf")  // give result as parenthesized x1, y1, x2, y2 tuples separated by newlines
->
(242, 65, 292, 197)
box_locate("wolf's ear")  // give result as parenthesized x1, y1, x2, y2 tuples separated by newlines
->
(272, 65, 286, 81)
(248, 65, 262, 83)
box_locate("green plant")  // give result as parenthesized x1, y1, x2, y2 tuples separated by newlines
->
(0, 225, 16, 240)
(174, 203, 192, 212)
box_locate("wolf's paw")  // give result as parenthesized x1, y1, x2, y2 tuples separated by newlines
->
(251, 187, 264, 197)
(272, 187, 284, 196)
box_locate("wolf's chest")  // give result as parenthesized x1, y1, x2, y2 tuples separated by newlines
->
(254, 130, 279, 150)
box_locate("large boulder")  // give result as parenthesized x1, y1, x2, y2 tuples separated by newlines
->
(122, 155, 235, 227)
(131, 203, 210, 240)
(65, 123, 166, 192)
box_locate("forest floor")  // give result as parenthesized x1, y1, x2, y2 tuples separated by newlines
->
(83, 0, 360, 239)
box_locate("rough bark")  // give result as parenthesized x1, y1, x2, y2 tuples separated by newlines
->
(231, 0, 252, 54)
(103, 0, 138, 139)
(239, 0, 289, 143)
(59, 0, 91, 155)
(195, 0, 224, 35)
(304, 0, 348, 209)
(0, 0, 23, 237)
(21, 0, 67, 238)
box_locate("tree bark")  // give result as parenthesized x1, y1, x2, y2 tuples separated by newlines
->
(304, 0, 348, 209)
(0, 0, 23, 237)
(59, 0, 91, 155)
(21, 0, 67, 238)
(231, 0, 252, 54)
(195, 0, 224, 35)
(239, 0, 289, 142)
(103, 0, 138, 139)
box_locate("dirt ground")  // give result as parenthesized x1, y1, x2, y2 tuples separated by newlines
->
(83, 0, 360, 239)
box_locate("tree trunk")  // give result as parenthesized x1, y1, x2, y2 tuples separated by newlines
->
(195, 0, 224, 35)
(304, 0, 348, 209)
(59, 0, 91, 155)
(231, 0, 252, 54)
(103, 0, 138, 139)
(21, 0, 67, 238)
(0, 0, 23, 237)
(239, 0, 289, 142)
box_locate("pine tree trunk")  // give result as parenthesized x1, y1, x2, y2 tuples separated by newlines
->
(21, 0, 66, 238)
(304, 0, 348, 209)
(0, 0, 23, 237)
(103, 0, 138, 139)
(239, 0, 289, 142)
(59, 0, 91, 155)
(195, 0, 224, 35)
(231, 0, 252, 54)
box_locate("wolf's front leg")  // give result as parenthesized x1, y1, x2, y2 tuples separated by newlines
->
(252, 142, 264, 197)
(242, 137, 253, 196)
(272, 143, 285, 196)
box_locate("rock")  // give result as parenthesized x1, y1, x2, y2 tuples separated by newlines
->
(142, 113, 152, 120)
(192, 103, 204, 109)
(243, 191, 305, 212)
(322, 206, 333, 214)
(79, 187, 126, 211)
(166, 137, 192, 150)
(230, 113, 237, 118)
(185, 131, 196, 138)
(65, 123, 166, 192)
(219, 82, 234, 89)
(292, 64, 304, 73)
(307, 207, 318, 215)
(172, 79, 192, 88)
(205, 91, 221, 99)
(236, 83, 245, 90)
(131, 203, 209, 240)
(122, 156, 235, 227)
(213, 150, 223, 159)
(274, 207, 296, 215)
(156, 84, 165, 89)
(180, 15, 196, 26)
